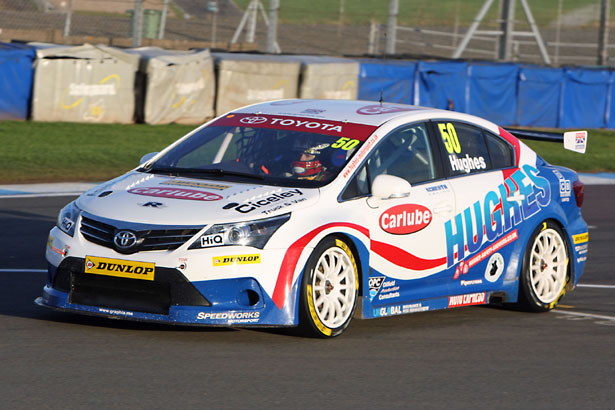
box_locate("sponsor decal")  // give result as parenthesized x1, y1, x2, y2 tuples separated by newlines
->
(139, 201, 165, 208)
(261, 197, 307, 215)
(552, 169, 571, 202)
(425, 184, 449, 194)
(369, 276, 385, 300)
(212, 114, 377, 139)
(575, 243, 588, 255)
(377, 279, 400, 301)
(572, 232, 589, 244)
(461, 279, 483, 286)
(240, 116, 268, 125)
(85, 256, 155, 281)
(356, 104, 417, 115)
(200, 234, 224, 247)
(342, 134, 380, 178)
(375, 302, 429, 317)
(484, 253, 505, 283)
(301, 109, 326, 114)
(61, 216, 74, 232)
(161, 179, 231, 190)
(454, 231, 518, 280)
(98, 308, 134, 316)
(448, 292, 486, 307)
(223, 188, 303, 213)
(128, 187, 223, 201)
(380, 204, 432, 234)
(213, 254, 261, 266)
(577, 256, 587, 263)
(564, 131, 587, 154)
(196, 311, 260, 323)
(445, 165, 551, 270)
(448, 154, 487, 173)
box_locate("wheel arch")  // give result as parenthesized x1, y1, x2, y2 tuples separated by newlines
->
(314, 232, 367, 297)
(533, 217, 576, 289)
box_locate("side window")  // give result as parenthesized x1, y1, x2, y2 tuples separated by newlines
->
(340, 122, 437, 201)
(485, 131, 514, 169)
(435, 121, 491, 176)
(366, 123, 437, 186)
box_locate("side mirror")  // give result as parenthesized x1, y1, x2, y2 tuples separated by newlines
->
(367, 174, 411, 208)
(139, 152, 158, 165)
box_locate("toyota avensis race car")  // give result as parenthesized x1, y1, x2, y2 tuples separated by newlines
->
(37, 99, 589, 337)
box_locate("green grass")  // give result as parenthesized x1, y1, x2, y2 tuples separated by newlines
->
(0, 120, 611, 184)
(234, 0, 604, 26)
(523, 128, 615, 173)
(0, 121, 195, 184)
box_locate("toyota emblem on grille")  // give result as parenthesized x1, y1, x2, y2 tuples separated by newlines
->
(240, 116, 267, 124)
(113, 230, 138, 249)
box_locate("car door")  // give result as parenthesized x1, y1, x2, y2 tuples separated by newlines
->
(341, 122, 456, 307)
(431, 119, 517, 297)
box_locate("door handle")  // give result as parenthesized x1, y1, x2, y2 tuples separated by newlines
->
(434, 202, 454, 214)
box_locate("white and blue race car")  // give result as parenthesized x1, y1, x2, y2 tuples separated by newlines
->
(37, 99, 589, 337)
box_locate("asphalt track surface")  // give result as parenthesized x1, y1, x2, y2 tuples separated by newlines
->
(0, 186, 613, 410)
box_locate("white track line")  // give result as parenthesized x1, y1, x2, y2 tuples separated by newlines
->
(0, 192, 84, 199)
(554, 310, 615, 321)
(577, 284, 615, 289)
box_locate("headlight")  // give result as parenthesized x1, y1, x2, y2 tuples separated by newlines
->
(56, 201, 81, 237)
(189, 213, 290, 250)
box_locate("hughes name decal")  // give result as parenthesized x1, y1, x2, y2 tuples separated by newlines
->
(380, 204, 432, 234)
(445, 164, 551, 269)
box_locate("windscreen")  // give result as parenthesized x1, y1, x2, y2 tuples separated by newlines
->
(143, 113, 378, 187)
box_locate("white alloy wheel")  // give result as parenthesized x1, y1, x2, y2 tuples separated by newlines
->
(300, 237, 359, 337)
(528, 227, 567, 305)
(310, 246, 358, 328)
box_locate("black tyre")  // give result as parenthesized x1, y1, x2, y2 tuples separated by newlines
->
(518, 221, 569, 312)
(298, 237, 359, 338)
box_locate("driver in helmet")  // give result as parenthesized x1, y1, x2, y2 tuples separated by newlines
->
(292, 143, 330, 180)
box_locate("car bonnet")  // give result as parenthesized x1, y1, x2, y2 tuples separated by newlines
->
(76, 172, 318, 225)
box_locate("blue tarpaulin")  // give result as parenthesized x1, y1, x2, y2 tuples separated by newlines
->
(0, 43, 35, 120)
(359, 58, 615, 128)
(467, 63, 518, 125)
(358, 60, 416, 104)
(560, 68, 612, 129)
(416, 61, 468, 112)
(517, 66, 563, 128)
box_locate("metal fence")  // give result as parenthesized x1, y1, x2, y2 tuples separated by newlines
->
(1, 0, 614, 66)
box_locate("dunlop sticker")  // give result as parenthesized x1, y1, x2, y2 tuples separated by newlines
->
(85, 256, 155, 281)
(212, 254, 261, 266)
(572, 232, 589, 244)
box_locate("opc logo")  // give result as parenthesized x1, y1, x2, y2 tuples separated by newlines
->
(240, 116, 268, 124)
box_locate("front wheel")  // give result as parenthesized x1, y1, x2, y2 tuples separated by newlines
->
(298, 237, 359, 338)
(518, 221, 569, 312)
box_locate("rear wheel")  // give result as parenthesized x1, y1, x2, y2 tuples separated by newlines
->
(519, 221, 569, 312)
(299, 237, 359, 338)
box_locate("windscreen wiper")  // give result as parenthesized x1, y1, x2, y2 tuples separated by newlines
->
(145, 166, 265, 180)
